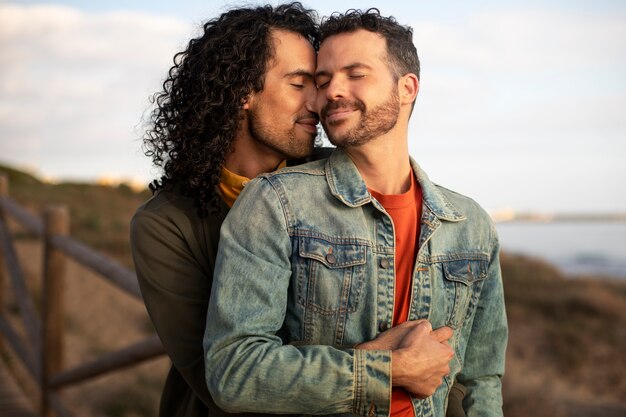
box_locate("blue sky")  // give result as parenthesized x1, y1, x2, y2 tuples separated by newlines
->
(1, 0, 625, 213)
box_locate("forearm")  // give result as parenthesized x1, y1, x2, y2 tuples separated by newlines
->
(205, 331, 390, 415)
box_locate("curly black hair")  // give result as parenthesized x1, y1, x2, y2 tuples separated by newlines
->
(143, 3, 319, 216)
(320, 8, 419, 81)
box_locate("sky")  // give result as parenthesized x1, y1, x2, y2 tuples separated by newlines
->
(1, 0, 625, 213)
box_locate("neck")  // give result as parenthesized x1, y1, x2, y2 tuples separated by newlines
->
(224, 132, 283, 180)
(345, 128, 411, 195)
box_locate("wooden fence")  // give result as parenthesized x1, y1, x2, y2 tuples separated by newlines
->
(0, 174, 166, 417)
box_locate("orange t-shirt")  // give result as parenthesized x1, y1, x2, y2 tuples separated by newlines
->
(369, 171, 423, 417)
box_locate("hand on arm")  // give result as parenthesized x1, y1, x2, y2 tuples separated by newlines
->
(357, 320, 454, 399)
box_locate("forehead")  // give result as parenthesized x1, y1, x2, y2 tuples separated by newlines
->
(268, 29, 315, 72)
(317, 29, 387, 69)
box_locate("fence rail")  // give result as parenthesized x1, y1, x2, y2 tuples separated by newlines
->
(0, 174, 165, 417)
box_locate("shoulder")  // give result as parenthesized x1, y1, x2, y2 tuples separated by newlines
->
(226, 161, 328, 230)
(232, 159, 327, 205)
(237, 158, 328, 207)
(267, 157, 327, 179)
(131, 182, 226, 241)
(134, 182, 195, 219)
(436, 186, 485, 213)
(254, 158, 327, 194)
(434, 184, 496, 237)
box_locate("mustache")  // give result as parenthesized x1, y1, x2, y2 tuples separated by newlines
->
(295, 112, 319, 123)
(321, 99, 366, 119)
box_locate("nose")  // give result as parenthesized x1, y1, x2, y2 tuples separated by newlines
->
(315, 76, 346, 114)
(325, 76, 346, 100)
(304, 84, 317, 113)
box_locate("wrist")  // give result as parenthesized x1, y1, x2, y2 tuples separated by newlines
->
(391, 348, 407, 387)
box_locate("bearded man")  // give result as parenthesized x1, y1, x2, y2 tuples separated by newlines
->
(204, 8, 507, 417)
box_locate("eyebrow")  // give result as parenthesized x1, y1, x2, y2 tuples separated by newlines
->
(284, 69, 314, 80)
(315, 62, 372, 78)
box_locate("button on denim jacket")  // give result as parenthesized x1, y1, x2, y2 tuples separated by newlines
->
(204, 149, 508, 417)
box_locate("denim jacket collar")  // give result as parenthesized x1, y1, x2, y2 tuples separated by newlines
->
(325, 148, 466, 222)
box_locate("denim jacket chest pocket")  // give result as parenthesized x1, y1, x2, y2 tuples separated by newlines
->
(434, 256, 489, 329)
(296, 236, 368, 316)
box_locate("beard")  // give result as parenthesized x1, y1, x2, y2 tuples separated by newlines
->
(247, 109, 317, 160)
(321, 89, 400, 148)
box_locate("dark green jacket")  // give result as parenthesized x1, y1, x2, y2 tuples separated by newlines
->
(131, 182, 238, 417)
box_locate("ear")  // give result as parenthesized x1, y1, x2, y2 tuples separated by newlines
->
(398, 73, 419, 106)
(241, 92, 255, 110)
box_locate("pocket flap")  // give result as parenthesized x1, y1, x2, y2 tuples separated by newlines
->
(443, 259, 488, 285)
(299, 236, 367, 268)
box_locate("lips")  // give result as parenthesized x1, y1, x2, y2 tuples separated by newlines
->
(324, 108, 355, 122)
(296, 115, 319, 133)
(321, 99, 364, 124)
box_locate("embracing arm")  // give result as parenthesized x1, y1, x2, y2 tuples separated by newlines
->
(203, 178, 390, 417)
(457, 224, 508, 416)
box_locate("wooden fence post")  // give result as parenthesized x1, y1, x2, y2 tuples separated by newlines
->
(0, 175, 8, 344)
(41, 205, 69, 417)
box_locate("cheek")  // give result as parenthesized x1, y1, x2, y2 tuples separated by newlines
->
(279, 90, 305, 111)
(315, 93, 326, 114)
(284, 98, 305, 118)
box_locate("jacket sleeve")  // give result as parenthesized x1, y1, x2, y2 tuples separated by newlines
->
(458, 223, 508, 416)
(130, 206, 219, 411)
(203, 178, 391, 417)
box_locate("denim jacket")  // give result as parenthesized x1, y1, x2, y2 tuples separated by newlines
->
(204, 149, 507, 417)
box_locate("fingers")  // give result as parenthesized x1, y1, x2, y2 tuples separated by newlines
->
(419, 320, 433, 332)
(443, 364, 451, 376)
(431, 326, 453, 343)
(403, 321, 454, 344)
(396, 319, 427, 329)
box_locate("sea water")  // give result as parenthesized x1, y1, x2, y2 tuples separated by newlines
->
(495, 222, 626, 279)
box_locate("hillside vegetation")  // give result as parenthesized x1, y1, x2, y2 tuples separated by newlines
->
(1, 164, 625, 417)
(0, 164, 150, 267)
(501, 254, 626, 416)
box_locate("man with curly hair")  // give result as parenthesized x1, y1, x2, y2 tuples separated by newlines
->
(204, 8, 507, 417)
(130, 4, 324, 417)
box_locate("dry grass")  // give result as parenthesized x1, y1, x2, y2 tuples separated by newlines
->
(1, 165, 167, 417)
(502, 253, 626, 416)
(0, 164, 150, 268)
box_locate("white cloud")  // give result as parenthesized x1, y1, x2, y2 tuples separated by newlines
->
(412, 9, 626, 72)
(405, 8, 626, 212)
(409, 8, 626, 142)
(0, 3, 192, 181)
